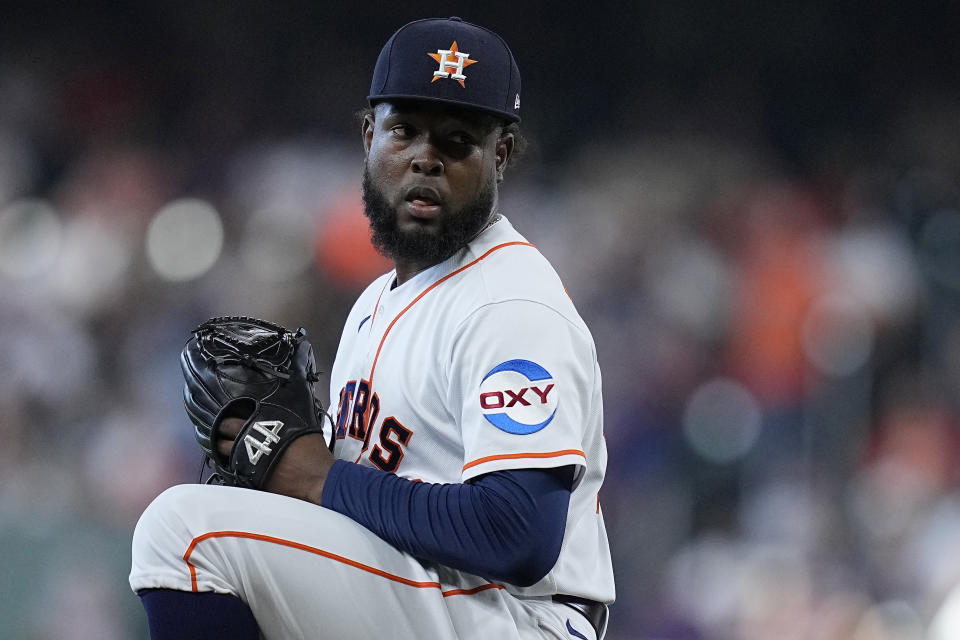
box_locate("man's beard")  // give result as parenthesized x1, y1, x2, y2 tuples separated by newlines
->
(361, 166, 495, 266)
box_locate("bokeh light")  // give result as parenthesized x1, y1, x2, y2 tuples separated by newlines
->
(53, 218, 134, 314)
(801, 294, 875, 377)
(0, 199, 62, 280)
(239, 206, 315, 282)
(145, 198, 224, 281)
(682, 377, 762, 464)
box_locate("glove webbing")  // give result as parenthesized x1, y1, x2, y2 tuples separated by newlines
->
(207, 353, 294, 380)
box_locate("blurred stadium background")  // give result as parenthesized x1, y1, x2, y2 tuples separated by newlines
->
(1, 2, 959, 638)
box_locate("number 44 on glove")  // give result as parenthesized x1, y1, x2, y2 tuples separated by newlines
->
(180, 316, 331, 489)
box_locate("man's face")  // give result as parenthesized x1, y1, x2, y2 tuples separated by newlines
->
(361, 101, 512, 267)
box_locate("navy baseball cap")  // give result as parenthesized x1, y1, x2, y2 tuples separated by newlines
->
(368, 17, 522, 123)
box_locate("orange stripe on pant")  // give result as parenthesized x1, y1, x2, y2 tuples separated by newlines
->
(182, 530, 504, 597)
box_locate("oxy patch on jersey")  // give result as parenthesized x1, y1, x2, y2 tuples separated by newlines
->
(479, 359, 557, 435)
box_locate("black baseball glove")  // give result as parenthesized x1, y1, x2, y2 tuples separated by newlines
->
(180, 316, 330, 489)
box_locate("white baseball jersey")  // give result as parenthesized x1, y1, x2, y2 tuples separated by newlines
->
(129, 215, 613, 640)
(328, 215, 615, 603)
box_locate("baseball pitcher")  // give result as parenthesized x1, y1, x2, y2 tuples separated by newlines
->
(130, 17, 615, 640)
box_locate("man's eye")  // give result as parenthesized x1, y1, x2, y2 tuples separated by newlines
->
(391, 125, 414, 137)
(448, 132, 473, 145)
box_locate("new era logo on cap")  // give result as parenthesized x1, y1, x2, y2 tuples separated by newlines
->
(368, 16, 522, 122)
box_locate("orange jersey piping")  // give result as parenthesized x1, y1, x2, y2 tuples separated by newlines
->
(462, 449, 586, 472)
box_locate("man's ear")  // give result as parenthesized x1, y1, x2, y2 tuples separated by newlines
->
(362, 113, 376, 154)
(495, 132, 515, 182)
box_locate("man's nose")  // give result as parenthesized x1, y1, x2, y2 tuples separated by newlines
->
(411, 143, 444, 175)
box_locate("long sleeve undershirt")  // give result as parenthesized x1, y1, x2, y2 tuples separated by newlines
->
(320, 460, 574, 587)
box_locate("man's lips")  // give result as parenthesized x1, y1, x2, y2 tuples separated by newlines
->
(402, 186, 444, 218)
(405, 200, 441, 218)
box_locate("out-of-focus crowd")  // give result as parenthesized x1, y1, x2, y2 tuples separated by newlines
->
(2, 4, 960, 639)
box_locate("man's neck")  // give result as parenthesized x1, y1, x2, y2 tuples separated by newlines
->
(392, 213, 502, 287)
(392, 260, 435, 288)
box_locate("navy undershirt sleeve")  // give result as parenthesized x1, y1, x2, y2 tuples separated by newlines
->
(321, 461, 575, 587)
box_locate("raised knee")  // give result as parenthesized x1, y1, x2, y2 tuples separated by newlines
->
(132, 485, 206, 560)
(139, 484, 197, 525)
(130, 484, 213, 593)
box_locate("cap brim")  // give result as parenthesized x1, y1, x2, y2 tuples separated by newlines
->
(367, 94, 521, 123)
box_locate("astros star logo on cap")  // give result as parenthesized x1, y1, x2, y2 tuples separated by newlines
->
(428, 41, 478, 87)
